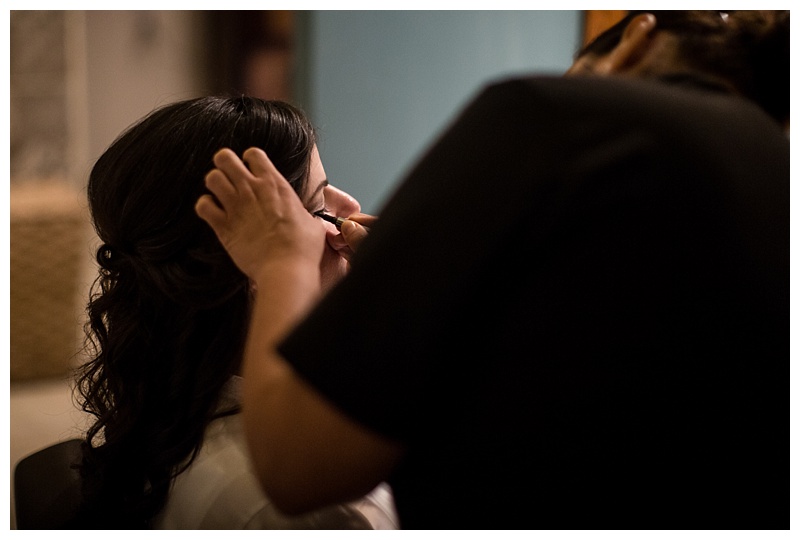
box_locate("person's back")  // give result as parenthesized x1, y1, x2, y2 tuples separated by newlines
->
(279, 74, 788, 529)
(193, 11, 789, 530)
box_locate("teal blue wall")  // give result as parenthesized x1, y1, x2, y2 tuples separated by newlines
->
(298, 11, 582, 214)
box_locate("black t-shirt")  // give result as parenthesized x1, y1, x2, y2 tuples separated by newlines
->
(279, 76, 788, 529)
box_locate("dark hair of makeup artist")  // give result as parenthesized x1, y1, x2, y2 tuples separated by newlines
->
(578, 10, 789, 125)
(75, 96, 317, 528)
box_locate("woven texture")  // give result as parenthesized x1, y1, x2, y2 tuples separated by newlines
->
(10, 184, 89, 381)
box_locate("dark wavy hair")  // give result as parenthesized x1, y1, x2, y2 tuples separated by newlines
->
(74, 96, 317, 528)
(578, 10, 789, 126)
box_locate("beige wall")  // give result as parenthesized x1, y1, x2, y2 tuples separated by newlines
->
(10, 10, 212, 378)
(11, 10, 211, 187)
(83, 11, 211, 169)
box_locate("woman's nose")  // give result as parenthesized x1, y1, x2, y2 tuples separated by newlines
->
(324, 185, 361, 217)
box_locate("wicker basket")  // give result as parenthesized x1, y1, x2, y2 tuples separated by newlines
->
(10, 183, 91, 381)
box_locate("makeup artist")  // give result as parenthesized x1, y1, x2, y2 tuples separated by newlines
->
(197, 11, 789, 529)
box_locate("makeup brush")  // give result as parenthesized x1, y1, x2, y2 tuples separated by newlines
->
(314, 211, 346, 230)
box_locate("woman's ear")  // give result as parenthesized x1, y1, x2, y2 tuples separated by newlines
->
(593, 13, 658, 75)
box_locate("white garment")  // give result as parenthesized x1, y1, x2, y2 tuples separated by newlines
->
(153, 377, 398, 529)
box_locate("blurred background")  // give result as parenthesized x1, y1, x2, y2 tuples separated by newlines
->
(7, 9, 626, 528)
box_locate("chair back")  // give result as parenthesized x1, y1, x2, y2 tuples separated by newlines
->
(14, 438, 84, 529)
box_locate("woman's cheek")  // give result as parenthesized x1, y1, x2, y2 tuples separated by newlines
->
(319, 242, 349, 292)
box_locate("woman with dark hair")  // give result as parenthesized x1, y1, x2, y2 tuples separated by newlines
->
(75, 96, 395, 529)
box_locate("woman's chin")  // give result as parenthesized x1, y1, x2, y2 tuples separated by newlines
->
(319, 258, 349, 293)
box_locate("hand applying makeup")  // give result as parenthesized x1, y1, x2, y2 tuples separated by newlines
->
(332, 212, 378, 261)
(196, 146, 402, 519)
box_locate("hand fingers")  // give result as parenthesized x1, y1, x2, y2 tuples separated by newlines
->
(242, 147, 285, 189)
(213, 147, 294, 214)
(340, 220, 370, 252)
(213, 148, 256, 195)
(241, 147, 305, 209)
(346, 212, 379, 229)
(195, 194, 227, 231)
(204, 169, 239, 211)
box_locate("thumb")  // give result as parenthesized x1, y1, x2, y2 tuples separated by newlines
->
(340, 219, 369, 252)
